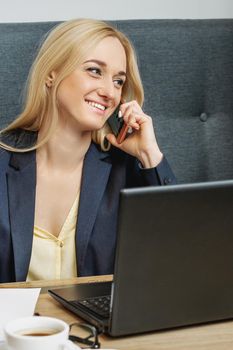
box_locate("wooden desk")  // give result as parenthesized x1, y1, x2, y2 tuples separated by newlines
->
(2, 276, 233, 350)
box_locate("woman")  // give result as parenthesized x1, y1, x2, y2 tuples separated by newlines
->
(0, 18, 176, 283)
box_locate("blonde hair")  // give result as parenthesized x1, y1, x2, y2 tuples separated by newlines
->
(0, 18, 144, 152)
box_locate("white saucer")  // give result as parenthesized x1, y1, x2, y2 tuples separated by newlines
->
(0, 341, 116, 350)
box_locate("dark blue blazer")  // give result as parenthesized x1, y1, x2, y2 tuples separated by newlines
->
(0, 131, 176, 282)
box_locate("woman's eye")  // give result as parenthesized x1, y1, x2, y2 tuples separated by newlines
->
(87, 67, 101, 75)
(114, 79, 125, 88)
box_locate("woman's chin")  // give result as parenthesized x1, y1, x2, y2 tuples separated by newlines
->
(83, 121, 106, 132)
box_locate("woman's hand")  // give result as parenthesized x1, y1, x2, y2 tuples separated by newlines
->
(106, 100, 163, 168)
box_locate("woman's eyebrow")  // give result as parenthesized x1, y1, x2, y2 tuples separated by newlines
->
(84, 59, 126, 77)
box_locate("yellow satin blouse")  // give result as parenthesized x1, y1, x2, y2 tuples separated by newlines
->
(26, 195, 79, 281)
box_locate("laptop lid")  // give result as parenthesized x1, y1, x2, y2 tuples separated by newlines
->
(110, 179, 233, 335)
(49, 180, 233, 336)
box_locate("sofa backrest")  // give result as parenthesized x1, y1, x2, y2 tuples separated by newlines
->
(0, 19, 233, 183)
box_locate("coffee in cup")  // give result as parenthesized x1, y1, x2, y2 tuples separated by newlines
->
(4, 316, 80, 350)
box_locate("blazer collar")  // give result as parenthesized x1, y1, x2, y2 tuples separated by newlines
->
(8, 130, 37, 171)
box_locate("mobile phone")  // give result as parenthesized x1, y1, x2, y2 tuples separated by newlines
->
(107, 105, 129, 143)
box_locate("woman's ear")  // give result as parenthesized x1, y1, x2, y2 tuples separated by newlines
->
(45, 71, 56, 88)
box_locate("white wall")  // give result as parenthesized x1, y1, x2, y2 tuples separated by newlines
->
(1, 0, 233, 22)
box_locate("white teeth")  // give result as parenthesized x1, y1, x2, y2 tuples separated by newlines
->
(87, 101, 106, 111)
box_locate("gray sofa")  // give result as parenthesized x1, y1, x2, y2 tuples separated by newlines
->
(1, 19, 233, 183)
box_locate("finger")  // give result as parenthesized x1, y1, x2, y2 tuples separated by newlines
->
(126, 111, 151, 129)
(122, 106, 142, 127)
(127, 114, 140, 130)
(120, 100, 143, 116)
(123, 105, 134, 123)
(105, 133, 123, 149)
(130, 112, 152, 125)
(122, 100, 140, 110)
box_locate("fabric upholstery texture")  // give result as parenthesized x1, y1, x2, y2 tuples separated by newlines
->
(0, 19, 233, 183)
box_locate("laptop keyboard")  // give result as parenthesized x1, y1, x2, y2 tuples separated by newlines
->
(71, 295, 111, 319)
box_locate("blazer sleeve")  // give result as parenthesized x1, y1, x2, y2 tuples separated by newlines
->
(126, 155, 177, 187)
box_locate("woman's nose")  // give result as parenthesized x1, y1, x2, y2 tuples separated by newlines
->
(97, 78, 115, 100)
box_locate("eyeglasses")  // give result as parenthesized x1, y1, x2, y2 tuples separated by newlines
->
(69, 322, 101, 349)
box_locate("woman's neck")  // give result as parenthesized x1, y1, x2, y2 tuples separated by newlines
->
(36, 123, 92, 173)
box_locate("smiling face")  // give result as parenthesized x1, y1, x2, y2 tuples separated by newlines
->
(55, 36, 127, 132)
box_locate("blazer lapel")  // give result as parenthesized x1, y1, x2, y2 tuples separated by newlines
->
(77, 143, 112, 273)
(7, 151, 36, 281)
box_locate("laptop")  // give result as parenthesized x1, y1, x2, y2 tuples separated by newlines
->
(49, 180, 233, 336)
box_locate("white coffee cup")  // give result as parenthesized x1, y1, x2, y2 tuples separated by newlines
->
(4, 316, 80, 350)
